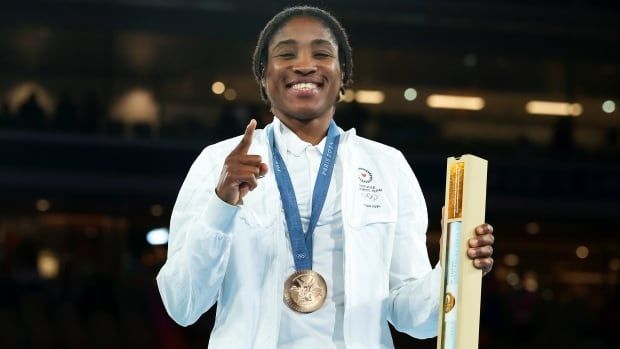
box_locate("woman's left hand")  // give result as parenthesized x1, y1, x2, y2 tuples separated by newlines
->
(467, 223, 494, 276)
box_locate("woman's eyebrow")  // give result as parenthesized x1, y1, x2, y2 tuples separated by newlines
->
(311, 39, 336, 48)
(272, 39, 297, 50)
(272, 38, 336, 50)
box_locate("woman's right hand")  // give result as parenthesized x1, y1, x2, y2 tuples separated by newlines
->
(215, 119, 269, 205)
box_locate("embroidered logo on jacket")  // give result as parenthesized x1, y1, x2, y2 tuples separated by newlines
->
(358, 168, 373, 183)
(358, 168, 382, 208)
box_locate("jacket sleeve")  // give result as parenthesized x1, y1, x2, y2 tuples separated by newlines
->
(387, 151, 441, 339)
(156, 146, 239, 327)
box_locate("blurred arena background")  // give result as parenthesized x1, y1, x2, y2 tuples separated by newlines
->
(0, 0, 619, 348)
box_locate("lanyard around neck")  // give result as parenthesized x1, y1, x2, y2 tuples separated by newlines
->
(268, 121, 341, 271)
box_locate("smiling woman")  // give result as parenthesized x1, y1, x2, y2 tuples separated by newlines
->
(251, 7, 354, 146)
(252, 7, 353, 104)
(156, 5, 495, 349)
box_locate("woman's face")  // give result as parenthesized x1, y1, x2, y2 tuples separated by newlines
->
(263, 16, 342, 123)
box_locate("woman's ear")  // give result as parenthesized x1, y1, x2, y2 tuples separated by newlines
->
(260, 65, 267, 87)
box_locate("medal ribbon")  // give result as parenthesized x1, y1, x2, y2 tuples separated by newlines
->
(268, 120, 340, 271)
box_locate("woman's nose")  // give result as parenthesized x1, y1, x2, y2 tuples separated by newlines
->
(293, 51, 317, 75)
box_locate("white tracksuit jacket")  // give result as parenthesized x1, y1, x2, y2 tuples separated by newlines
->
(156, 123, 441, 348)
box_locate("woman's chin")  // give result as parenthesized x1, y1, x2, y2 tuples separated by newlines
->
(278, 104, 333, 121)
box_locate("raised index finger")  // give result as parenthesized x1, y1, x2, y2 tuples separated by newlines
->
(232, 119, 257, 154)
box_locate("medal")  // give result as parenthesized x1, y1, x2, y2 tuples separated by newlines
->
(268, 120, 341, 314)
(284, 270, 327, 313)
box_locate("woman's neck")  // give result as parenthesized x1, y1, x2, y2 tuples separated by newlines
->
(275, 112, 333, 145)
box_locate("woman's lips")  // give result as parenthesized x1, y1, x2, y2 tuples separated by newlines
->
(287, 82, 322, 97)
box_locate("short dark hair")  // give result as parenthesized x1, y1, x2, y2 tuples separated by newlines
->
(252, 6, 353, 103)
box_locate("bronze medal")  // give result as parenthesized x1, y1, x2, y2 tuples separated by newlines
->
(283, 270, 327, 313)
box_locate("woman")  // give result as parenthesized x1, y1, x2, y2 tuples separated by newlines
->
(157, 6, 494, 349)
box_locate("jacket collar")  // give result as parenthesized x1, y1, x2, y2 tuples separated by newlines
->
(266, 116, 355, 156)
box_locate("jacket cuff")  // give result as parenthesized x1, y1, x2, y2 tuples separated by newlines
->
(202, 193, 240, 233)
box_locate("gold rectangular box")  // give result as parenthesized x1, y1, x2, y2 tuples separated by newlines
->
(437, 154, 488, 349)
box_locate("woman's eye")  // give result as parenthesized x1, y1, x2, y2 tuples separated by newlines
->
(278, 53, 295, 58)
(315, 52, 331, 58)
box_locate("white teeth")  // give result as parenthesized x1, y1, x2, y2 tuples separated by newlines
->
(291, 82, 318, 90)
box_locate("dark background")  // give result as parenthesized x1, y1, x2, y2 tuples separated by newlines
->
(0, 0, 619, 348)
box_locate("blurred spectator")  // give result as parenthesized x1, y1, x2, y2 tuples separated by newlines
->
(104, 119, 126, 138)
(515, 136, 535, 159)
(17, 93, 47, 131)
(54, 93, 79, 132)
(335, 100, 370, 136)
(82, 93, 104, 134)
(214, 103, 250, 142)
(551, 117, 575, 157)
(133, 123, 154, 139)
